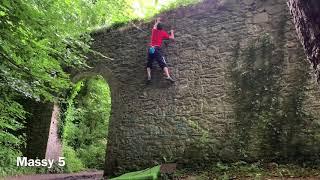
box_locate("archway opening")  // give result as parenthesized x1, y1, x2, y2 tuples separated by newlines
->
(60, 75, 111, 172)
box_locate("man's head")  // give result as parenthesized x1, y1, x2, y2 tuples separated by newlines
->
(157, 23, 163, 30)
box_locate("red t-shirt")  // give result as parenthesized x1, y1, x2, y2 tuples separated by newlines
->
(150, 29, 169, 47)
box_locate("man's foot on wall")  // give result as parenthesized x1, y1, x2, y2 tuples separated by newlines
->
(165, 77, 175, 83)
(146, 78, 152, 85)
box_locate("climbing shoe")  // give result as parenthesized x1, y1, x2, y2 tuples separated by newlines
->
(165, 77, 175, 83)
(146, 77, 152, 85)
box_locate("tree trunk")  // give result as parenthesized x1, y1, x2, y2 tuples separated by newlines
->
(287, 0, 320, 83)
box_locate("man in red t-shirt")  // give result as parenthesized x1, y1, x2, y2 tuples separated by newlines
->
(146, 17, 175, 84)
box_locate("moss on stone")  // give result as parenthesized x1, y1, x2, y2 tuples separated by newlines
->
(228, 22, 320, 164)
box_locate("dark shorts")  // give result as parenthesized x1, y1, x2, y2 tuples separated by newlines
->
(146, 47, 167, 69)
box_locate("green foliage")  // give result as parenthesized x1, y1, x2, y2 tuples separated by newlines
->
(62, 75, 110, 171)
(159, 0, 201, 13)
(0, 93, 26, 176)
(127, 0, 201, 21)
(77, 140, 107, 169)
(0, 0, 123, 176)
(58, 80, 84, 139)
(63, 145, 84, 172)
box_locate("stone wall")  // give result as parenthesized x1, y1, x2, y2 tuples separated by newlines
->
(23, 101, 61, 161)
(81, 0, 320, 176)
(24, 101, 54, 159)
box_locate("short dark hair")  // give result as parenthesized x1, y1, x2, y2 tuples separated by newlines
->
(157, 23, 163, 30)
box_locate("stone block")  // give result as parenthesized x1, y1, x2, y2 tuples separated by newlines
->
(253, 12, 269, 23)
(243, 0, 255, 6)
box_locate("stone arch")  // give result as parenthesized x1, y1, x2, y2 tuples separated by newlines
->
(69, 0, 320, 177)
(22, 0, 320, 177)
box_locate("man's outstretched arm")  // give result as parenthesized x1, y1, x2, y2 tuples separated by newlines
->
(153, 17, 161, 29)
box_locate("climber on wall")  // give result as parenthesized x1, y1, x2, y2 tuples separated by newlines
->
(146, 17, 175, 84)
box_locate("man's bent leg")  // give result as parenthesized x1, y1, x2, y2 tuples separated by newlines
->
(157, 56, 171, 78)
(155, 49, 175, 83)
(159, 58, 175, 83)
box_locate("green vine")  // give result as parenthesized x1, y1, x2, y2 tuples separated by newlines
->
(229, 30, 320, 165)
(230, 34, 282, 160)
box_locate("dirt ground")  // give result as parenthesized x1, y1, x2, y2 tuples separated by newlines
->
(4, 171, 104, 180)
(6, 173, 320, 180)
(4, 171, 320, 180)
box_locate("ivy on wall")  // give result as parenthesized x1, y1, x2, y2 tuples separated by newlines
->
(229, 32, 320, 165)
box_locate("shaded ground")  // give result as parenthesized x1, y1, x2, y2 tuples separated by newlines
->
(4, 171, 320, 180)
(5, 171, 103, 180)
(4, 163, 320, 180)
